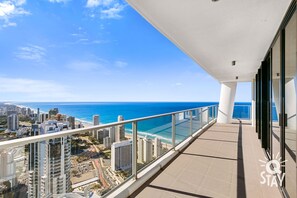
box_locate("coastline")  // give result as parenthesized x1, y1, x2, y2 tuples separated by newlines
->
(15, 103, 95, 128)
(14, 102, 183, 144)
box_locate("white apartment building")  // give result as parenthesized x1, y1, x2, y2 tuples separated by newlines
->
(111, 140, 132, 171)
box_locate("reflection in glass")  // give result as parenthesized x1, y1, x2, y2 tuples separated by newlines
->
(284, 10, 296, 197)
(272, 35, 281, 162)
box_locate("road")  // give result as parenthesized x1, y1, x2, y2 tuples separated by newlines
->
(80, 136, 111, 189)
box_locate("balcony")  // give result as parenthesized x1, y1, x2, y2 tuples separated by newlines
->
(129, 121, 280, 198)
(0, 105, 282, 197)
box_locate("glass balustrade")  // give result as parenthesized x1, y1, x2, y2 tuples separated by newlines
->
(0, 105, 217, 197)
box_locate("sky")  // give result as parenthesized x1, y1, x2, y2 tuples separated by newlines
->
(0, 0, 251, 102)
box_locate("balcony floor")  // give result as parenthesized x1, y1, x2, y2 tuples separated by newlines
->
(131, 121, 281, 198)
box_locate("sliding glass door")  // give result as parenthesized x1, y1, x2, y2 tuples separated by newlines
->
(284, 10, 296, 197)
(271, 35, 281, 161)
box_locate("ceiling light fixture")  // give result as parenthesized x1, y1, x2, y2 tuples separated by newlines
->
(232, 60, 236, 66)
(236, 76, 238, 80)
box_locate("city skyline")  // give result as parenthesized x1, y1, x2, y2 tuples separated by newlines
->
(0, 0, 251, 102)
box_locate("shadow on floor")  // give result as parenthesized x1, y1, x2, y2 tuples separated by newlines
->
(182, 152, 237, 161)
(237, 120, 246, 198)
(147, 185, 213, 198)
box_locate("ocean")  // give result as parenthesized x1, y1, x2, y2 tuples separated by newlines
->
(17, 102, 252, 143)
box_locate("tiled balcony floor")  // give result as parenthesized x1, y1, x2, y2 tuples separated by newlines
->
(131, 121, 281, 198)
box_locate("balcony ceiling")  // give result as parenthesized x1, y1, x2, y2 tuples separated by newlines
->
(127, 0, 292, 82)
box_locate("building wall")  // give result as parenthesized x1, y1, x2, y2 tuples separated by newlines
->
(111, 140, 132, 171)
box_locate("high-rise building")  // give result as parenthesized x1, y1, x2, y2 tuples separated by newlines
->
(103, 137, 111, 149)
(37, 108, 40, 122)
(92, 115, 100, 138)
(6, 110, 16, 116)
(67, 116, 75, 129)
(96, 129, 109, 143)
(39, 113, 49, 123)
(49, 108, 59, 117)
(111, 140, 132, 171)
(28, 121, 71, 198)
(115, 127, 120, 143)
(7, 113, 19, 131)
(109, 126, 116, 143)
(27, 108, 32, 116)
(137, 138, 144, 163)
(21, 107, 26, 115)
(116, 115, 125, 141)
(154, 138, 162, 158)
(0, 150, 16, 191)
(93, 115, 99, 126)
(143, 137, 152, 163)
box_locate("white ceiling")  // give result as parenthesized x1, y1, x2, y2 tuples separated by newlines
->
(127, 0, 292, 82)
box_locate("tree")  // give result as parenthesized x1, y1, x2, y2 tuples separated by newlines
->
(72, 170, 79, 176)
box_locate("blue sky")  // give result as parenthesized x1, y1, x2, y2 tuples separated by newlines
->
(0, 0, 251, 102)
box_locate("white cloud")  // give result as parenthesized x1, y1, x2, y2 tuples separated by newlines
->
(86, 0, 126, 19)
(71, 33, 82, 37)
(15, 44, 46, 62)
(69, 28, 106, 45)
(15, 0, 26, 6)
(66, 60, 105, 72)
(77, 38, 89, 43)
(0, 0, 30, 28)
(114, 60, 127, 68)
(100, 3, 124, 19)
(67, 38, 107, 45)
(86, 0, 114, 8)
(92, 40, 104, 44)
(0, 2, 15, 17)
(175, 82, 183, 86)
(86, 0, 100, 7)
(0, 77, 76, 101)
(3, 21, 16, 27)
(48, 0, 69, 3)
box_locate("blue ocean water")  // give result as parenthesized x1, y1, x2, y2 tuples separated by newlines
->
(17, 102, 253, 143)
(18, 102, 221, 123)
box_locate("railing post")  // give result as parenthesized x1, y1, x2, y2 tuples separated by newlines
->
(200, 108, 203, 128)
(211, 106, 215, 120)
(249, 105, 251, 121)
(172, 114, 176, 149)
(189, 111, 193, 136)
(207, 107, 210, 123)
(132, 121, 137, 180)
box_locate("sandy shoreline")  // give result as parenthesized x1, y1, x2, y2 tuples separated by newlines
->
(14, 103, 172, 144)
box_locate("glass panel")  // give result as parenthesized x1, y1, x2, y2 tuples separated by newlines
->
(0, 107, 214, 197)
(0, 123, 135, 197)
(136, 115, 172, 172)
(272, 35, 281, 166)
(191, 109, 202, 133)
(284, 11, 296, 197)
(175, 112, 191, 144)
(233, 103, 251, 120)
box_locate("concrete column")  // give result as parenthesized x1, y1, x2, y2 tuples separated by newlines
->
(217, 82, 237, 123)
(201, 107, 209, 125)
(295, 74, 297, 134)
(251, 79, 256, 127)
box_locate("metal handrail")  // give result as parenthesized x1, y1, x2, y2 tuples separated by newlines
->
(0, 105, 217, 149)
